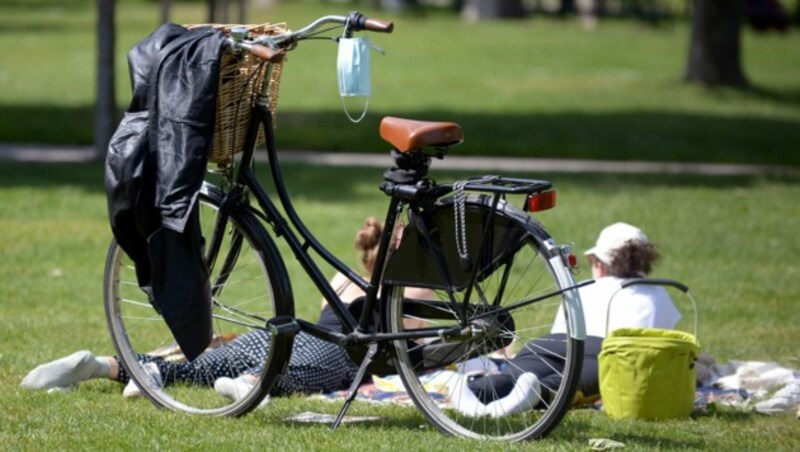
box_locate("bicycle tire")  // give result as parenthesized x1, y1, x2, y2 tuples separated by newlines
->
(104, 183, 294, 416)
(385, 195, 584, 441)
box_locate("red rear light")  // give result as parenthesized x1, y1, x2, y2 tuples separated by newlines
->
(560, 244, 579, 270)
(567, 253, 578, 268)
(528, 190, 556, 212)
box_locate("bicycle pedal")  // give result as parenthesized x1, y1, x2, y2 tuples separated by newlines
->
(266, 315, 300, 339)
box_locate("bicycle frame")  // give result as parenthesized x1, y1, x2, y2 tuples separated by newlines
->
(210, 97, 586, 356)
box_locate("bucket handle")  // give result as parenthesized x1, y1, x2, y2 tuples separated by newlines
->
(605, 278, 698, 337)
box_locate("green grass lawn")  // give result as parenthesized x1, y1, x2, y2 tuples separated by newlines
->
(2, 1, 799, 448)
(0, 1, 799, 164)
(1, 160, 798, 449)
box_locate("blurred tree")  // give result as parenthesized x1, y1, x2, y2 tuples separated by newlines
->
(96, 0, 116, 157)
(367, 0, 420, 11)
(559, 0, 576, 15)
(160, 0, 172, 24)
(208, 0, 246, 23)
(796, 0, 800, 24)
(685, 0, 748, 87)
(461, 0, 527, 19)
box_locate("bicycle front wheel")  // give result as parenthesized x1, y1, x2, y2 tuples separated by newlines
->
(104, 184, 294, 416)
(385, 196, 585, 441)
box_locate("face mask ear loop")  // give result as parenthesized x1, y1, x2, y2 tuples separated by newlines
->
(343, 16, 352, 39)
(341, 94, 370, 123)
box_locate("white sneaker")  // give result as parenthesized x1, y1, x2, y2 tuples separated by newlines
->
(20, 350, 103, 390)
(123, 362, 163, 398)
(214, 375, 269, 408)
(755, 380, 800, 414)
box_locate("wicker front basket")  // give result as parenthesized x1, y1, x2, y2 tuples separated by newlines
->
(187, 22, 288, 165)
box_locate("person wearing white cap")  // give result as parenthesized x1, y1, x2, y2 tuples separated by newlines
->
(560, 222, 681, 337)
(451, 222, 681, 417)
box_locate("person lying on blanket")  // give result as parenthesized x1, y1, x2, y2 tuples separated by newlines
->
(21, 217, 432, 404)
(449, 222, 682, 417)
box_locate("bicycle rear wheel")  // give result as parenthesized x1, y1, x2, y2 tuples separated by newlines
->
(385, 196, 584, 441)
(104, 184, 294, 416)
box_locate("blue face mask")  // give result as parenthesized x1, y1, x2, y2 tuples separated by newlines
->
(337, 36, 372, 98)
(337, 36, 380, 123)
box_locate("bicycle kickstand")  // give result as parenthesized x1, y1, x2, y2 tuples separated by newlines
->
(331, 342, 380, 430)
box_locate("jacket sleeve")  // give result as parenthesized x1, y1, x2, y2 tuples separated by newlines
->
(150, 28, 227, 233)
(104, 110, 155, 289)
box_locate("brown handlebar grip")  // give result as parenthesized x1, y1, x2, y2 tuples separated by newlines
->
(363, 18, 394, 33)
(249, 44, 285, 63)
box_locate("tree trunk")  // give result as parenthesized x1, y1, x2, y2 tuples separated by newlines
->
(462, 0, 528, 20)
(209, 0, 245, 23)
(794, 0, 800, 25)
(218, 0, 229, 23)
(684, 0, 748, 87)
(95, 0, 116, 158)
(160, 0, 172, 24)
(208, 0, 226, 23)
(236, 0, 245, 23)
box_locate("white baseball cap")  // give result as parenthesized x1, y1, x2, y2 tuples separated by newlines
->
(584, 222, 649, 265)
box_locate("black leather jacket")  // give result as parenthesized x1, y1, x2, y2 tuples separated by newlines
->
(104, 24, 227, 361)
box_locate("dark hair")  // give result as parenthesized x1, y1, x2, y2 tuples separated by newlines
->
(605, 240, 661, 278)
(355, 216, 382, 274)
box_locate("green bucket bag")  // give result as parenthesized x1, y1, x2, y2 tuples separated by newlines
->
(598, 279, 700, 420)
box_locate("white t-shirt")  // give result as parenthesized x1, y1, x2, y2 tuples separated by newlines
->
(551, 277, 682, 338)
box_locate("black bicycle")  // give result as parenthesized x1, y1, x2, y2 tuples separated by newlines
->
(104, 12, 588, 441)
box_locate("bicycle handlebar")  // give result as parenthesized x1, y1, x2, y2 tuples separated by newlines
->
(282, 11, 394, 41)
(231, 11, 393, 62)
(358, 16, 394, 33)
(244, 43, 286, 63)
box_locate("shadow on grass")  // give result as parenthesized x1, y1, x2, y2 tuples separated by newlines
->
(1, 104, 799, 166)
(0, 162, 105, 192)
(275, 109, 800, 167)
(0, 161, 795, 206)
(743, 86, 800, 111)
(1, 0, 88, 10)
(0, 21, 80, 34)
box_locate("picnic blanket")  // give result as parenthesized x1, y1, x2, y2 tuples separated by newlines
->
(314, 359, 798, 416)
(316, 375, 750, 413)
